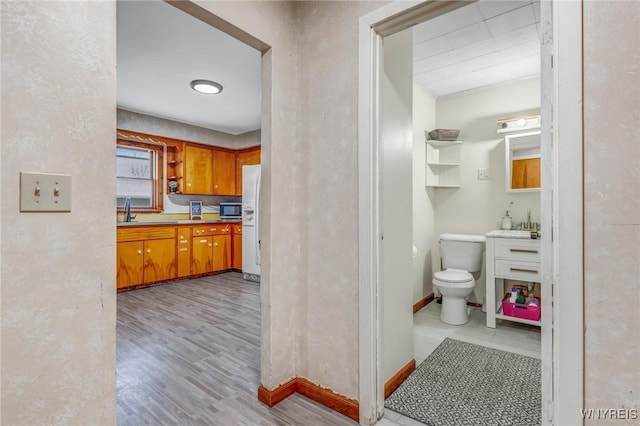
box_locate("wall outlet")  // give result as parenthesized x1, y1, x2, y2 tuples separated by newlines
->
(477, 168, 490, 180)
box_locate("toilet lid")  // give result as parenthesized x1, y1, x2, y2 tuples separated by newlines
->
(434, 269, 473, 283)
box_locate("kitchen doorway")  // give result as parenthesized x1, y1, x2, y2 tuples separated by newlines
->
(357, 1, 584, 424)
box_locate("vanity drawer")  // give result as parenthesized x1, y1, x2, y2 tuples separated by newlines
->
(495, 239, 540, 262)
(495, 259, 541, 281)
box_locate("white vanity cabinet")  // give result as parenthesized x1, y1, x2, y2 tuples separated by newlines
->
(485, 232, 541, 328)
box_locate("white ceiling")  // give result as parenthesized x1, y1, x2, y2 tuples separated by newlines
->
(116, 1, 540, 136)
(116, 0, 262, 135)
(413, 0, 541, 97)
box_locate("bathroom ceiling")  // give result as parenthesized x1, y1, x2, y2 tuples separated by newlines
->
(116, 0, 540, 135)
(413, 0, 541, 97)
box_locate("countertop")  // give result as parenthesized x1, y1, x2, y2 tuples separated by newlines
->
(485, 230, 536, 239)
(117, 219, 242, 227)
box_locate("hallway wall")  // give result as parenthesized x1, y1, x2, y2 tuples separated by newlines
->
(583, 0, 640, 417)
(1, 1, 117, 422)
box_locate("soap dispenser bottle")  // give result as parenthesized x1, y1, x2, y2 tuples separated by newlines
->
(502, 211, 512, 230)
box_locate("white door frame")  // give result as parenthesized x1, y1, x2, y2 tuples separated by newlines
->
(357, 1, 584, 424)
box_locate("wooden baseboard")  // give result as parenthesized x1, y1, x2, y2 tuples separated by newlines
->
(413, 292, 435, 313)
(258, 377, 359, 422)
(257, 378, 297, 407)
(384, 359, 416, 399)
(296, 378, 359, 421)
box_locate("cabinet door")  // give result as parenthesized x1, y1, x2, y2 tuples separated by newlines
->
(232, 233, 242, 270)
(212, 234, 231, 272)
(184, 145, 213, 194)
(117, 241, 144, 288)
(212, 149, 236, 195)
(143, 238, 176, 283)
(235, 148, 261, 195)
(177, 227, 191, 278)
(192, 236, 213, 274)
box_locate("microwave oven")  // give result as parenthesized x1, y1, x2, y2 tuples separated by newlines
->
(219, 202, 242, 219)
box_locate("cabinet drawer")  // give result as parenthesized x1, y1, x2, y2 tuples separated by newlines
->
(192, 224, 231, 236)
(495, 259, 541, 281)
(495, 239, 540, 262)
(117, 226, 176, 242)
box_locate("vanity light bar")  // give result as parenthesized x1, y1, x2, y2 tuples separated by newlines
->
(497, 114, 541, 134)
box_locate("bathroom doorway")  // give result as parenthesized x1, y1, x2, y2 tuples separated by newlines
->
(358, 1, 584, 424)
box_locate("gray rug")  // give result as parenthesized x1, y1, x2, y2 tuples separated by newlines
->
(385, 338, 541, 426)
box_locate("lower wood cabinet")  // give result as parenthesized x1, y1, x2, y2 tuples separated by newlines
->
(116, 226, 177, 289)
(177, 227, 192, 277)
(117, 222, 239, 290)
(232, 224, 242, 270)
(191, 224, 232, 274)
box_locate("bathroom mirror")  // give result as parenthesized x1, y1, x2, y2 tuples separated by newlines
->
(505, 130, 541, 192)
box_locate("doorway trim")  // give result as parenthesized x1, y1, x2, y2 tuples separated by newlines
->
(357, 1, 584, 424)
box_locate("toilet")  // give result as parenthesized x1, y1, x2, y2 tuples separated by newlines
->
(433, 233, 486, 325)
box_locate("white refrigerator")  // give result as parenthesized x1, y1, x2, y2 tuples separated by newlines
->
(242, 165, 261, 282)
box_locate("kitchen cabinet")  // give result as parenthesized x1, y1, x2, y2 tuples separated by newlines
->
(212, 149, 236, 195)
(177, 227, 191, 277)
(191, 224, 232, 274)
(184, 145, 214, 194)
(116, 226, 177, 289)
(425, 140, 462, 188)
(235, 147, 261, 195)
(232, 223, 242, 270)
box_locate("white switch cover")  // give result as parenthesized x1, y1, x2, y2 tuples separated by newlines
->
(20, 172, 71, 212)
(477, 168, 491, 180)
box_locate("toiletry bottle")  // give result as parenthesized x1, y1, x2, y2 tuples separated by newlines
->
(510, 287, 518, 303)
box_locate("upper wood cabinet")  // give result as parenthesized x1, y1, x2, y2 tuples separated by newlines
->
(235, 147, 261, 195)
(212, 149, 237, 195)
(184, 145, 214, 195)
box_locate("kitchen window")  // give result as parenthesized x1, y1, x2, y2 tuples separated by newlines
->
(116, 140, 164, 212)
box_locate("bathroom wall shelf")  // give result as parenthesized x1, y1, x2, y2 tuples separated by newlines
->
(425, 140, 462, 188)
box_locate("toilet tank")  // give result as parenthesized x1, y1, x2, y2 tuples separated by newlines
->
(440, 233, 486, 273)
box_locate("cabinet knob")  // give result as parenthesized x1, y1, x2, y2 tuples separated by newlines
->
(208, 243, 213, 247)
(146, 249, 151, 254)
(214, 242, 218, 247)
(137, 250, 142, 255)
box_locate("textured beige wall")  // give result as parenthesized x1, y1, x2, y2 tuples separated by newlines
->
(583, 0, 640, 421)
(192, 0, 302, 390)
(1, 1, 117, 424)
(296, 0, 388, 397)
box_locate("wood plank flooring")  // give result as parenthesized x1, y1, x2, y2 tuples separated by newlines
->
(117, 272, 358, 426)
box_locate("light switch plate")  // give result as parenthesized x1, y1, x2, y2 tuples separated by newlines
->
(20, 172, 71, 212)
(477, 167, 491, 180)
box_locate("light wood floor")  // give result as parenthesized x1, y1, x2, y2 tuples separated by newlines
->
(116, 272, 358, 426)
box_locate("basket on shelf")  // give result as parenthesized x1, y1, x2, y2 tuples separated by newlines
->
(502, 295, 541, 321)
(428, 129, 460, 141)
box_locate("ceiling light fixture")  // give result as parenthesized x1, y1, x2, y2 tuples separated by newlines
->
(190, 79, 223, 95)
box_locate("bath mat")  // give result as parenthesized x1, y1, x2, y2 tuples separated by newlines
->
(385, 338, 541, 425)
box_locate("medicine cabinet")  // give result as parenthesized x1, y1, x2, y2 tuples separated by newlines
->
(505, 130, 541, 192)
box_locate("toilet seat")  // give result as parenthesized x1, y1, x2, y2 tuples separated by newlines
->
(434, 268, 474, 287)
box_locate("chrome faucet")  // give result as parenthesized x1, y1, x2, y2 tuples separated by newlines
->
(123, 197, 136, 222)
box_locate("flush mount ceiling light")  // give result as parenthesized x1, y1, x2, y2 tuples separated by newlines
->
(190, 79, 223, 95)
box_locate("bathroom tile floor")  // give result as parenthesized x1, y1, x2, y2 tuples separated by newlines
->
(382, 300, 541, 425)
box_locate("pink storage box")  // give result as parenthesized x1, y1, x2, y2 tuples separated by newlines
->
(502, 296, 541, 321)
